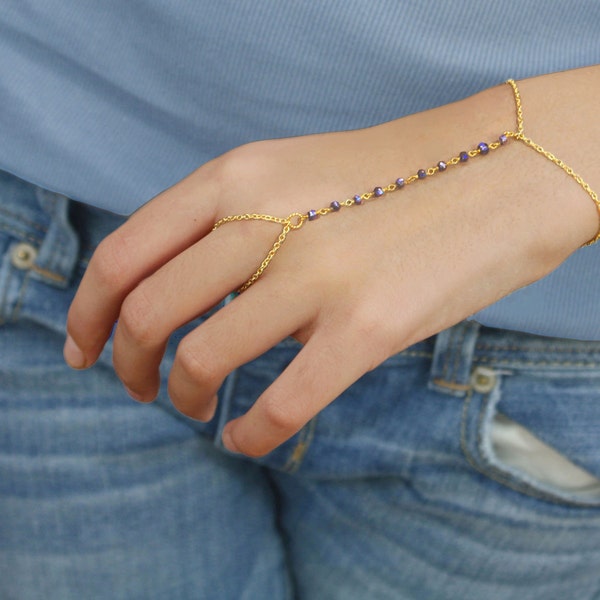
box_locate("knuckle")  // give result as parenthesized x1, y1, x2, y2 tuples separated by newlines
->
(119, 287, 161, 347)
(261, 394, 301, 434)
(352, 306, 383, 339)
(214, 142, 258, 177)
(210, 141, 273, 204)
(346, 307, 393, 370)
(209, 147, 246, 193)
(90, 231, 133, 290)
(175, 338, 223, 389)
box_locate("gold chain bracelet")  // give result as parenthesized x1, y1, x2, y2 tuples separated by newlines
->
(213, 79, 600, 293)
(504, 79, 600, 246)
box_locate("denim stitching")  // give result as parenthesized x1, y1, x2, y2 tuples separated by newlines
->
(476, 356, 600, 369)
(282, 417, 318, 473)
(30, 264, 67, 283)
(442, 326, 455, 381)
(41, 228, 69, 285)
(451, 323, 468, 384)
(9, 270, 31, 323)
(431, 378, 471, 391)
(460, 388, 600, 509)
(434, 324, 475, 393)
(476, 343, 600, 353)
(0, 204, 49, 234)
(0, 223, 43, 246)
(41, 196, 73, 285)
(440, 326, 455, 382)
(0, 263, 10, 324)
(401, 350, 433, 359)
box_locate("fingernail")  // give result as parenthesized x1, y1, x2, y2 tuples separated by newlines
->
(199, 395, 219, 422)
(124, 386, 145, 402)
(222, 429, 240, 454)
(63, 335, 87, 369)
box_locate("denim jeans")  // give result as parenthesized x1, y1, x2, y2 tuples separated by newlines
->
(2, 169, 600, 599)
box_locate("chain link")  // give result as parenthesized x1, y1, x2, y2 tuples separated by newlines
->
(505, 78, 600, 245)
(212, 212, 308, 292)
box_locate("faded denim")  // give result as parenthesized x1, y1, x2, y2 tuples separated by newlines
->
(2, 170, 600, 599)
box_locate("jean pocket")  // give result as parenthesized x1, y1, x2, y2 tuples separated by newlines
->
(461, 366, 600, 507)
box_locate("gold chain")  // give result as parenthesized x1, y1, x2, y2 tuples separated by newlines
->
(214, 79, 600, 292)
(505, 79, 600, 246)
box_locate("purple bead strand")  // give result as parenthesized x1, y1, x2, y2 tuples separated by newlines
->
(306, 131, 510, 223)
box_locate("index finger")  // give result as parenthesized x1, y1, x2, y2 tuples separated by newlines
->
(64, 169, 219, 368)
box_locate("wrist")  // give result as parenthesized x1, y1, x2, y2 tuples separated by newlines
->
(401, 78, 596, 256)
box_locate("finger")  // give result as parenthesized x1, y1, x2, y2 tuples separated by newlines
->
(167, 277, 315, 421)
(64, 169, 219, 368)
(112, 222, 287, 401)
(221, 324, 379, 457)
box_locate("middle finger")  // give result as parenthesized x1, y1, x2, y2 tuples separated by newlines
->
(112, 221, 285, 400)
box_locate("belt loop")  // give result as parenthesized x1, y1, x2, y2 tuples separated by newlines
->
(32, 187, 79, 288)
(428, 321, 481, 397)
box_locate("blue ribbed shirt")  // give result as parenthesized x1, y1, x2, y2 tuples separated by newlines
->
(1, 1, 599, 338)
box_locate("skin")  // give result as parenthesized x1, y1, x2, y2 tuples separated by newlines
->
(64, 66, 600, 457)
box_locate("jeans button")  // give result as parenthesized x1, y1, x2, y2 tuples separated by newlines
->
(11, 242, 38, 270)
(471, 366, 497, 393)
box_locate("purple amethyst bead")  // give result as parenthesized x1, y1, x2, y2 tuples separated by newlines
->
(478, 142, 489, 155)
(354, 194, 363, 205)
(417, 169, 427, 179)
(395, 177, 405, 188)
(437, 161, 447, 172)
(459, 151, 469, 162)
(307, 209, 318, 221)
(330, 200, 341, 211)
(499, 134, 508, 145)
(374, 186, 384, 197)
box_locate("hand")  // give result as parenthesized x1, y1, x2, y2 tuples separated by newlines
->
(64, 82, 595, 456)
